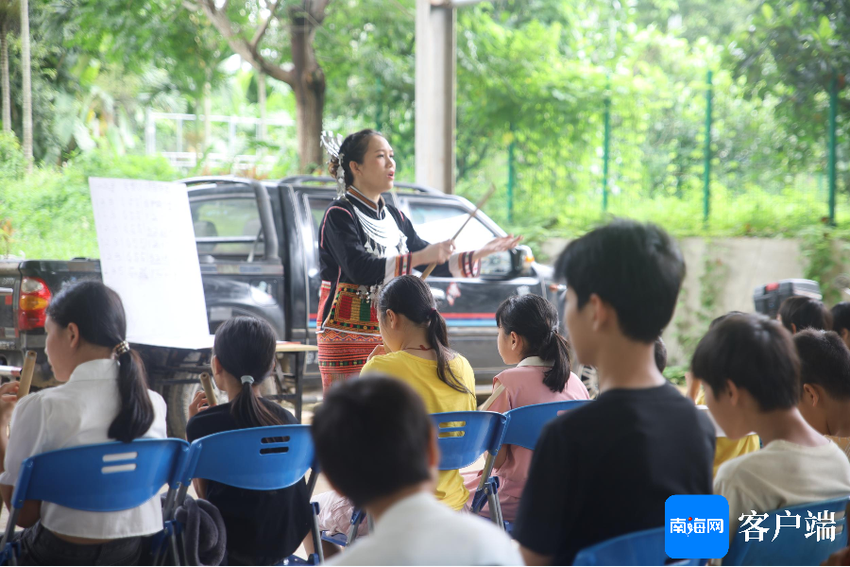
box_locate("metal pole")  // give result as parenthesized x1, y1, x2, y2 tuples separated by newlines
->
(828, 70, 837, 226)
(507, 123, 515, 224)
(703, 70, 713, 225)
(602, 80, 611, 213)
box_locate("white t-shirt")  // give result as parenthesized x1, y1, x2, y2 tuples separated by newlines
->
(0, 358, 168, 539)
(714, 438, 850, 543)
(327, 492, 522, 566)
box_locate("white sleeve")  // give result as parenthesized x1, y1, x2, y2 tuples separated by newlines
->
(0, 395, 48, 487)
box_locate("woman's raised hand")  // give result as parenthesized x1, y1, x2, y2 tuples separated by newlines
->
(475, 235, 523, 260)
(415, 239, 456, 266)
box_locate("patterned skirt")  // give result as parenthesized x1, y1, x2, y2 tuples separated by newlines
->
(317, 281, 382, 392)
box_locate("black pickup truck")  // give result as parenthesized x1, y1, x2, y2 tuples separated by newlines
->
(0, 175, 556, 433)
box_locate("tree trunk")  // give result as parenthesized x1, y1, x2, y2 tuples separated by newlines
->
(20, 0, 32, 171)
(1, 22, 10, 133)
(203, 80, 211, 155)
(257, 72, 266, 143)
(290, 11, 325, 172)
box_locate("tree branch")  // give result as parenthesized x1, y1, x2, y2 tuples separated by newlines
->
(250, 0, 279, 51)
(195, 0, 294, 85)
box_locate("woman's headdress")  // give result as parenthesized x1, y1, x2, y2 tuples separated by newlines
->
(321, 131, 347, 198)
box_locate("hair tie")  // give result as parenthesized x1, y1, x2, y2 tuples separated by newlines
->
(113, 340, 130, 356)
(240, 375, 254, 385)
(430, 308, 437, 318)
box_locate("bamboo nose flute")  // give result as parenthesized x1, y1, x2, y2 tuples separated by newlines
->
(199, 372, 218, 406)
(17, 351, 37, 399)
(420, 184, 498, 281)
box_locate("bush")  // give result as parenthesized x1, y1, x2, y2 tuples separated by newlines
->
(1, 149, 176, 259)
(0, 132, 25, 180)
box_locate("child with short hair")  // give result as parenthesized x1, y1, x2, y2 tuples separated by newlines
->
(693, 312, 760, 476)
(312, 375, 521, 565)
(514, 220, 715, 566)
(464, 294, 589, 521)
(778, 295, 832, 333)
(692, 314, 850, 543)
(187, 317, 311, 566)
(793, 329, 850, 460)
(830, 302, 850, 349)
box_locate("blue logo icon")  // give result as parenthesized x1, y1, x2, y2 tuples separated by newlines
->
(666, 495, 730, 559)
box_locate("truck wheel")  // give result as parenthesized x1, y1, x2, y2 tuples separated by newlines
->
(164, 374, 228, 438)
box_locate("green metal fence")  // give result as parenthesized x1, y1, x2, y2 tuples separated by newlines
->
(456, 70, 846, 237)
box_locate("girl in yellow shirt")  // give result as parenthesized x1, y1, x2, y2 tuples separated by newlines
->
(312, 276, 476, 547)
(362, 275, 477, 511)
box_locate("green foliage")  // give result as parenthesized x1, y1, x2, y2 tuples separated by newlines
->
(799, 224, 850, 305)
(0, 132, 25, 179)
(0, 149, 175, 259)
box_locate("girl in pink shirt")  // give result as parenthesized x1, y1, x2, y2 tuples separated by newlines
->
(464, 294, 590, 521)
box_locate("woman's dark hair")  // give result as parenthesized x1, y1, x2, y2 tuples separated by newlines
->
(213, 316, 282, 429)
(328, 129, 383, 188)
(495, 294, 571, 393)
(691, 313, 800, 411)
(46, 280, 153, 443)
(378, 275, 471, 395)
(831, 302, 850, 336)
(778, 296, 832, 333)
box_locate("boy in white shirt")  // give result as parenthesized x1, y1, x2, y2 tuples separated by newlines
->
(311, 374, 521, 566)
(691, 314, 850, 544)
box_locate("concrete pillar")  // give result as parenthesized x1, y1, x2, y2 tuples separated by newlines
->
(415, 0, 456, 194)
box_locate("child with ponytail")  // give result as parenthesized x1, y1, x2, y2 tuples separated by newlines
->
(464, 293, 589, 522)
(0, 280, 167, 565)
(312, 275, 476, 542)
(187, 316, 311, 565)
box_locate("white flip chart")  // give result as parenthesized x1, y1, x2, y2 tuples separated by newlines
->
(89, 177, 213, 350)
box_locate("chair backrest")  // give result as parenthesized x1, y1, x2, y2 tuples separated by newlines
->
(181, 425, 315, 490)
(724, 496, 849, 566)
(502, 400, 591, 450)
(431, 411, 507, 471)
(573, 526, 701, 566)
(12, 439, 189, 512)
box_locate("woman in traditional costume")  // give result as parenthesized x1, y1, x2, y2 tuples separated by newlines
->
(317, 129, 520, 391)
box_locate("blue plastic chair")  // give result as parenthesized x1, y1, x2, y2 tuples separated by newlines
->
(573, 526, 702, 566)
(175, 425, 323, 565)
(0, 439, 189, 566)
(432, 410, 508, 527)
(478, 400, 591, 531)
(723, 496, 850, 565)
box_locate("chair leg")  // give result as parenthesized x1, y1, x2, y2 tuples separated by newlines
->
(486, 481, 506, 531)
(170, 530, 181, 566)
(311, 502, 324, 565)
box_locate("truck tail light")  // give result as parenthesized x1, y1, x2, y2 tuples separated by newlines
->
(18, 277, 51, 331)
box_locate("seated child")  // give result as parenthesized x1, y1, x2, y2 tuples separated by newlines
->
(691, 314, 850, 543)
(0, 281, 167, 565)
(778, 295, 832, 333)
(314, 275, 476, 538)
(793, 329, 850, 460)
(830, 302, 850, 350)
(693, 313, 760, 477)
(312, 375, 521, 566)
(464, 293, 589, 521)
(514, 220, 715, 566)
(187, 317, 311, 566)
